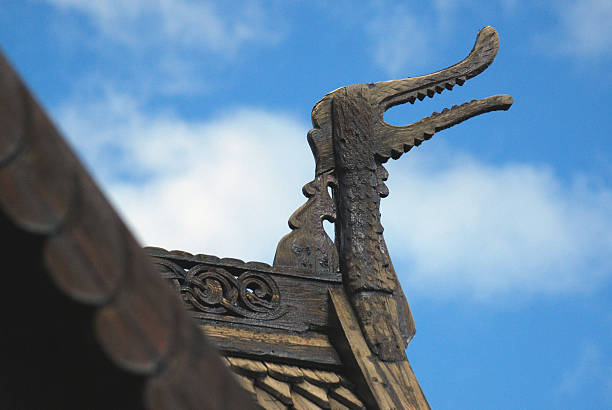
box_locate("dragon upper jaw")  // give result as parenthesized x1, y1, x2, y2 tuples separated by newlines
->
(370, 25, 501, 111)
(371, 26, 513, 162)
(308, 25, 512, 174)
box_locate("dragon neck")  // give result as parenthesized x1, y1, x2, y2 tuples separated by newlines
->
(332, 91, 414, 361)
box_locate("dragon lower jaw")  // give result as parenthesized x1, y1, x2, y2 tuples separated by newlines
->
(375, 94, 513, 162)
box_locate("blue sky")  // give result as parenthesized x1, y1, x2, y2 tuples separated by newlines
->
(2, 1, 611, 408)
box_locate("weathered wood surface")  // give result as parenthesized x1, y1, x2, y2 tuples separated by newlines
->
(0, 50, 254, 409)
(275, 26, 512, 361)
(148, 247, 343, 333)
(146, 246, 341, 280)
(200, 323, 342, 366)
(331, 90, 413, 362)
(266, 362, 306, 382)
(222, 356, 365, 410)
(329, 288, 429, 410)
(274, 171, 339, 276)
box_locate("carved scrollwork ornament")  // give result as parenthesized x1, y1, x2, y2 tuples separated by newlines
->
(184, 266, 238, 314)
(152, 261, 284, 320)
(238, 271, 280, 313)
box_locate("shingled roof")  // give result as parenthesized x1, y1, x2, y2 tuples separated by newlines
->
(0, 50, 254, 410)
(223, 356, 365, 409)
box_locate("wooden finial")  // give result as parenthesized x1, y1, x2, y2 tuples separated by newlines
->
(275, 26, 512, 361)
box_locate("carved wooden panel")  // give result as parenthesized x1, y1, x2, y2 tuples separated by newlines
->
(146, 247, 342, 333)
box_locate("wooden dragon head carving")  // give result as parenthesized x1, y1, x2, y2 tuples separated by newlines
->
(308, 25, 512, 174)
(275, 26, 512, 361)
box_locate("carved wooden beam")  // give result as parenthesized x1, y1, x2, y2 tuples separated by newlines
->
(329, 288, 429, 409)
(275, 26, 513, 361)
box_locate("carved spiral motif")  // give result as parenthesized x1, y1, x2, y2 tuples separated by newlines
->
(184, 266, 238, 314)
(151, 258, 282, 320)
(238, 271, 280, 313)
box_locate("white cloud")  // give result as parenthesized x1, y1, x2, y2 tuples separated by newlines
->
(365, 0, 612, 74)
(558, 342, 612, 403)
(43, 0, 284, 96)
(367, 5, 433, 77)
(362, 0, 520, 76)
(317, 1, 441, 76)
(383, 149, 612, 299)
(45, 0, 281, 54)
(541, 0, 612, 59)
(57, 90, 313, 262)
(56, 92, 611, 299)
(433, 0, 520, 14)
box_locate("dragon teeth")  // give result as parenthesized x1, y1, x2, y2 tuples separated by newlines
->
(456, 76, 467, 85)
(391, 147, 403, 158)
(427, 89, 435, 97)
(417, 92, 426, 100)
